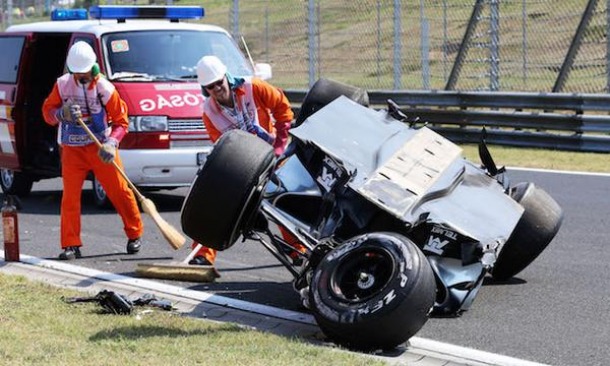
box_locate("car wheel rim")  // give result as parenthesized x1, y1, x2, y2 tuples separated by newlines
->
(329, 248, 394, 303)
(1, 169, 14, 189)
(94, 179, 106, 201)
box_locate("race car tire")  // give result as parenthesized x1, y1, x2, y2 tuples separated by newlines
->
(295, 78, 370, 127)
(181, 130, 275, 251)
(491, 182, 563, 281)
(0, 169, 33, 197)
(309, 232, 436, 351)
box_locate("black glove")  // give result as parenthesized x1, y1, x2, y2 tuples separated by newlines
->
(96, 290, 133, 315)
(63, 290, 133, 315)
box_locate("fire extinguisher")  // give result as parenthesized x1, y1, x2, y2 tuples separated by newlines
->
(2, 195, 20, 262)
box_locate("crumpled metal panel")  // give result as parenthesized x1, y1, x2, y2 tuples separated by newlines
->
(291, 96, 523, 245)
(291, 96, 418, 182)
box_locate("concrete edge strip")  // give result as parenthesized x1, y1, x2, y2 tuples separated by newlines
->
(13, 253, 316, 324)
(1, 253, 548, 366)
(408, 337, 551, 366)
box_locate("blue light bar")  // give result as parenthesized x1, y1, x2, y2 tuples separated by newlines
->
(51, 8, 88, 21)
(88, 5, 204, 21)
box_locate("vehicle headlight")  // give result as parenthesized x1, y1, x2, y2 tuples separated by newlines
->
(128, 116, 168, 132)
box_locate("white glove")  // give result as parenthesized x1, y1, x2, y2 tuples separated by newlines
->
(98, 138, 118, 164)
(56, 104, 82, 124)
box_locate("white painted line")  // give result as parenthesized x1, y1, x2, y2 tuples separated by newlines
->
(409, 337, 551, 366)
(508, 166, 610, 177)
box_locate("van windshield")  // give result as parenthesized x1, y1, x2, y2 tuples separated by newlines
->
(102, 30, 252, 81)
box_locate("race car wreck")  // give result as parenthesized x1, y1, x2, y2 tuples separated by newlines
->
(181, 78, 564, 351)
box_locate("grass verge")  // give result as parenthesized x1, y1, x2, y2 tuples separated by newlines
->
(460, 144, 610, 173)
(0, 275, 384, 366)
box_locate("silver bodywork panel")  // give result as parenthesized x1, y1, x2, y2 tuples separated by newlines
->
(290, 96, 523, 247)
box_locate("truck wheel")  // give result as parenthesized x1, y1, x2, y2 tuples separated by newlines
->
(491, 182, 564, 281)
(0, 169, 33, 197)
(295, 78, 369, 127)
(309, 232, 436, 351)
(92, 176, 113, 209)
(181, 130, 275, 251)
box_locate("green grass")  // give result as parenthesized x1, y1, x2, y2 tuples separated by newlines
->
(0, 274, 384, 366)
(460, 144, 610, 173)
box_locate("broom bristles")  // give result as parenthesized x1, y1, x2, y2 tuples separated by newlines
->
(136, 263, 218, 282)
(141, 198, 186, 250)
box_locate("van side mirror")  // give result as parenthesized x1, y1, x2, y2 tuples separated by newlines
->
(254, 63, 272, 80)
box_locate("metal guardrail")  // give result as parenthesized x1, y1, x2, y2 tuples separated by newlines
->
(284, 89, 610, 153)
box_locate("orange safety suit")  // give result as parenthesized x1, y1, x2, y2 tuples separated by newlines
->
(42, 73, 143, 249)
(192, 77, 303, 264)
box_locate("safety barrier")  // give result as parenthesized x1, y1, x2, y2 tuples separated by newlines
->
(284, 89, 610, 153)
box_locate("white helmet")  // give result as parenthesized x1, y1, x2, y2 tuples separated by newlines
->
(196, 55, 227, 86)
(67, 41, 97, 73)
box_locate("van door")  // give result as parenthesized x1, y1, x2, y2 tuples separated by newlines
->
(0, 33, 33, 196)
(0, 32, 71, 196)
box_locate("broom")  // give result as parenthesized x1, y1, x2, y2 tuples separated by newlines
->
(135, 243, 220, 282)
(75, 116, 186, 250)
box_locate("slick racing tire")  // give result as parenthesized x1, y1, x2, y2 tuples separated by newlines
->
(294, 78, 370, 127)
(491, 182, 564, 281)
(181, 130, 275, 251)
(309, 232, 436, 351)
(0, 169, 33, 197)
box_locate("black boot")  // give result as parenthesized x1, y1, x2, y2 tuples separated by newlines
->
(59, 246, 82, 260)
(188, 256, 213, 266)
(126, 238, 141, 254)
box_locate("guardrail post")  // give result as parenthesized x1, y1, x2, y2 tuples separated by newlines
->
(308, 0, 317, 87)
(490, 0, 500, 91)
(446, 0, 484, 90)
(420, 0, 430, 90)
(552, 0, 598, 92)
(231, 0, 240, 40)
(607, 0, 610, 92)
(393, 0, 402, 90)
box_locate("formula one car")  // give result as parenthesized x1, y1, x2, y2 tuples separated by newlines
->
(181, 78, 563, 351)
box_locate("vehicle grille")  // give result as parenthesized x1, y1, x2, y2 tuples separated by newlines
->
(168, 119, 205, 132)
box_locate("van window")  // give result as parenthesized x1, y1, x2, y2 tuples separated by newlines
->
(102, 30, 252, 81)
(0, 36, 26, 83)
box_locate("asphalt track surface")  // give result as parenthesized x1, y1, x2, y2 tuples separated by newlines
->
(6, 168, 610, 366)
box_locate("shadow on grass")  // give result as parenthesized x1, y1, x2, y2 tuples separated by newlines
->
(89, 323, 246, 341)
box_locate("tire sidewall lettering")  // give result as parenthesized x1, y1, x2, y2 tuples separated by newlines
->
(311, 233, 413, 323)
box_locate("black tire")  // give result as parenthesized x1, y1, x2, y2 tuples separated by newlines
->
(181, 130, 275, 251)
(309, 232, 436, 351)
(491, 182, 563, 281)
(92, 175, 113, 209)
(0, 169, 33, 197)
(294, 78, 370, 127)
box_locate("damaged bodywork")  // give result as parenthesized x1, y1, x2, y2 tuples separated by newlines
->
(181, 78, 564, 351)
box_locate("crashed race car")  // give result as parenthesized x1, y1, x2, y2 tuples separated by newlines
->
(181, 78, 564, 351)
